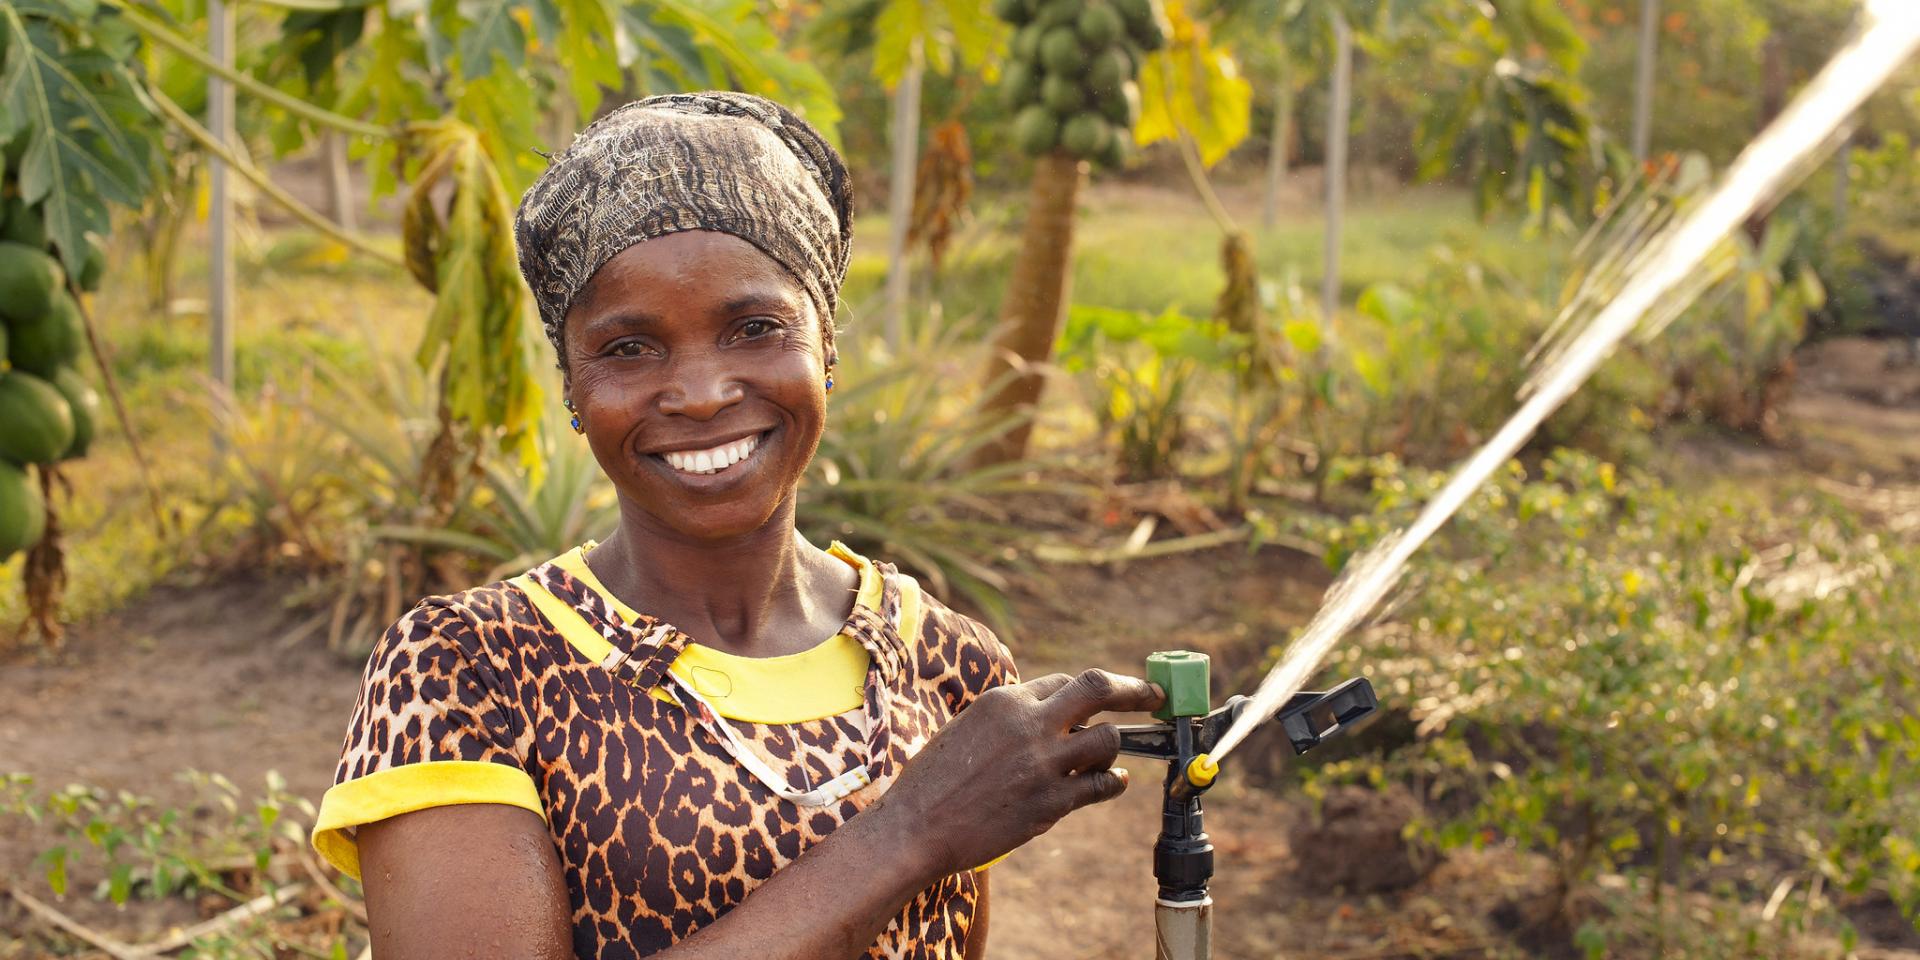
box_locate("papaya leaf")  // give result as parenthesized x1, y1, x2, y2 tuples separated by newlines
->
(1134, 0, 1250, 167)
(646, 0, 841, 140)
(549, 0, 619, 120)
(453, 0, 527, 80)
(0, 5, 157, 274)
(401, 119, 544, 478)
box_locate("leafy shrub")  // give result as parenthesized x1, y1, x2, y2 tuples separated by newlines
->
(1, 771, 362, 956)
(1056, 304, 1245, 481)
(1295, 451, 1919, 954)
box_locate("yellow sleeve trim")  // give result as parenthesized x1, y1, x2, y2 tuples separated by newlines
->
(310, 760, 544, 881)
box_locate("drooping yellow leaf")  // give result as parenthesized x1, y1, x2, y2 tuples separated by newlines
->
(1133, 0, 1251, 167)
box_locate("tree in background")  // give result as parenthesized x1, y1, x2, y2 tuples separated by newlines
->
(972, 0, 1166, 463)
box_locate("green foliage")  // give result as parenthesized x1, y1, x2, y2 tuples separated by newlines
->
(377, 400, 619, 583)
(870, 0, 1008, 87)
(1411, 0, 1613, 231)
(0, 1, 162, 275)
(1057, 303, 1244, 480)
(2, 770, 362, 956)
(3, 770, 312, 907)
(1298, 451, 1920, 951)
(1660, 215, 1824, 436)
(800, 320, 1056, 635)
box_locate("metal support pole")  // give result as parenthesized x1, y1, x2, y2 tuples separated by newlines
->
(882, 38, 924, 351)
(324, 131, 356, 234)
(208, 0, 236, 450)
(1632, 0, 1660, 163)
(1154, 898, 1213, 960)
(1320, 11, 1352, 325)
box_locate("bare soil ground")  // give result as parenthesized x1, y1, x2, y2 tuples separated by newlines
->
(4, 337, 1920, 957)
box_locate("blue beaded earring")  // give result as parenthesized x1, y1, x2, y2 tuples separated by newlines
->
(825, 353, 838, 394)
(565, 399, 583, 434)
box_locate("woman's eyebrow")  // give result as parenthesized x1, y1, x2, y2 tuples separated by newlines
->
(579, 309, 660, 339)
(719, 291, 802, 316)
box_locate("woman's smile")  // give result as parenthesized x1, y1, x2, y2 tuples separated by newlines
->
(646, 426, 776, 482)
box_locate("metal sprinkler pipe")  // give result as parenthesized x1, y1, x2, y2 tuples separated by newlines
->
(1110, 652, 1380, 960)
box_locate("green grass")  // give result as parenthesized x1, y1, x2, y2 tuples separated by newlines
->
(844, 184, 1569, 333)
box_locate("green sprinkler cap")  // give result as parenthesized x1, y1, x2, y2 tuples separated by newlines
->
(1147, 650, 1210, 720)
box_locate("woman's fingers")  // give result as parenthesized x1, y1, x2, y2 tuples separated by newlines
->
(1018, 672, 1078, 701)
(1066, 767, 1131, 809)
(1057, 722, 1123, 774)
(1040, 669, 1164, 727)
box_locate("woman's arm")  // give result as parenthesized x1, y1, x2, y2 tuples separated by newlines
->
(358, 669, 1157, 960)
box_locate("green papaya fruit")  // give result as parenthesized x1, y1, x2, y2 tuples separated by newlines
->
(991, 0, 1030, 24)
(1040, 25, 1087, 73)
(1098, 128, 1133, 168)
(1086, 46, 1130, 92)
(1077, 2, 1124, 47)
(1062, 113, 1114, 158)
(1114, 0, 1168, 51)
(0, 372, 74, 465)
(68, 235, 105, 294)
(49, 366, 98, 459)
(1098, 80, 1142, 128)
(1013, 105, 1061, 156)
(1036, 0, 1080, 28)
(1002, 60, 1041, 110)
(1042, 74, 1084, 114)
(1013, 22, 1046, 61)
(0, 197, 47, 250)
(0, 460, 45, 560)
(8, 289, 81, 376)
(0, 242, 63, 325)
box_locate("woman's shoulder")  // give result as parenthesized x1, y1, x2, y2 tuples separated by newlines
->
(365, 579, 564, 676)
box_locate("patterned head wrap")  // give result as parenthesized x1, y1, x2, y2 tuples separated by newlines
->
(513, 92, 854, 366)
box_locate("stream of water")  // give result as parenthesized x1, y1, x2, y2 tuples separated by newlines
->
(1207, 0, 1920, 765)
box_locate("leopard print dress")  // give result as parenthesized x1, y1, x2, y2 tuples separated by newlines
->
(312, 544, 1018, 958)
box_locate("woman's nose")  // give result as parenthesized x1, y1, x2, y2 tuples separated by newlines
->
(657, 354, 745, 420)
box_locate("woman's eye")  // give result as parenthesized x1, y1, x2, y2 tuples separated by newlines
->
(611, 341, 655, 358)
(738, 319, 780, 340)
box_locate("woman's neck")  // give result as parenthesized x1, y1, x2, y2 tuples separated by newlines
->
(585, 498, 853, 657)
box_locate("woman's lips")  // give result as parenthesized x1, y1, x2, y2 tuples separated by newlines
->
(648, 429, 772, 478)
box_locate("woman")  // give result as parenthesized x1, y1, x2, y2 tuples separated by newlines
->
(310, 92, 1161, 959)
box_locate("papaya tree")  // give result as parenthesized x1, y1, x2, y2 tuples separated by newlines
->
(973, 0, 1166, 464)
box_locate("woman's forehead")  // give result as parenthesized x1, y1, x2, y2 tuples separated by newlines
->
(570, 231, 810, 326)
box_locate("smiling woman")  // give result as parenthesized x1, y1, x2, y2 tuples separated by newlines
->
(309, 92, 1163, 960)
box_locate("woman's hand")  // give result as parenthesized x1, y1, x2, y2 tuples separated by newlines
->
(869, 669, 1165, 879)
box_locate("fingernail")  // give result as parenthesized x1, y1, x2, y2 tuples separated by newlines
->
(1115, 767, 1130, 786)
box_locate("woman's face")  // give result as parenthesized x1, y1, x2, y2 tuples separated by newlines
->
(562, 231, 829, 542)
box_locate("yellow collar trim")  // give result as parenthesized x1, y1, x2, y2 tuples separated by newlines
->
(520, 540, 875, 724)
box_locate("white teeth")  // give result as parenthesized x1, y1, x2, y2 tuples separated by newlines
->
(660, 433, 761, 476)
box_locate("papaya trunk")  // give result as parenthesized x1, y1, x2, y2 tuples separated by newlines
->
(974, 152, 1086, 465)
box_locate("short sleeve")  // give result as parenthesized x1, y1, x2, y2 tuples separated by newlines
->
(310, 599, 543, 880)
(922, 600, 1020, 715)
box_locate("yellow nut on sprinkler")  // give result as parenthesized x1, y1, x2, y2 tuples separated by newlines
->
(1185, 753, 1219, 789)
